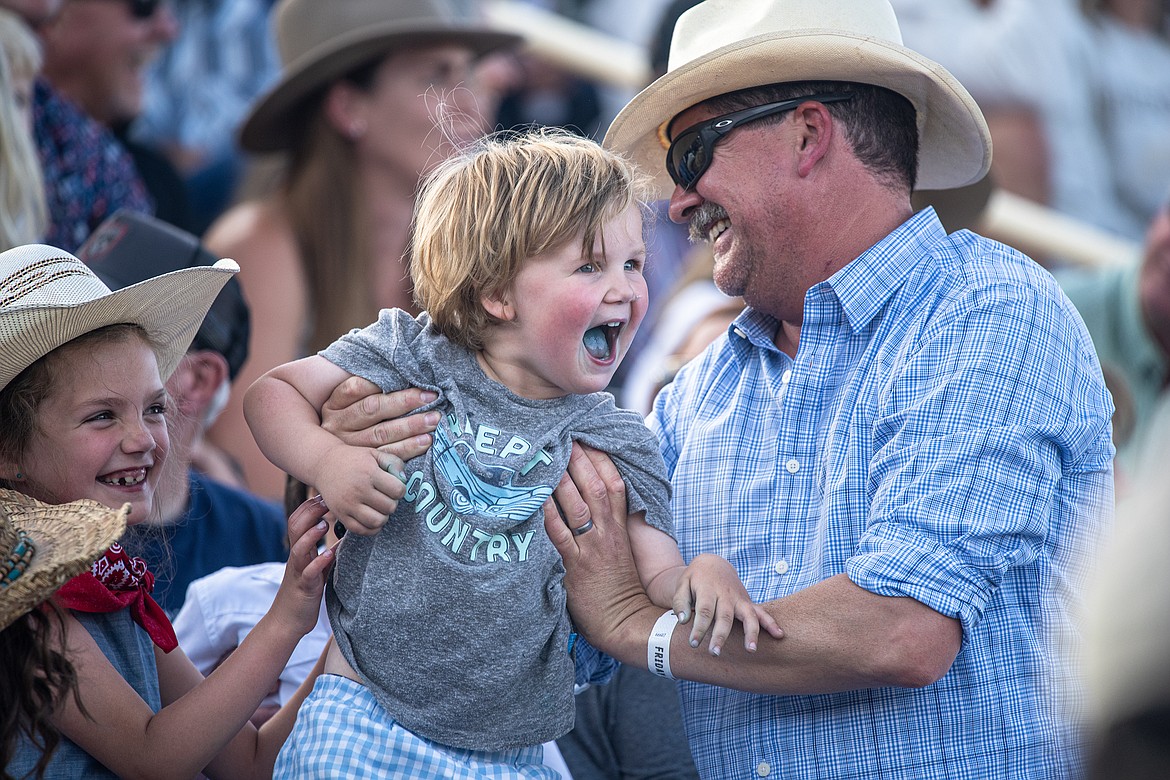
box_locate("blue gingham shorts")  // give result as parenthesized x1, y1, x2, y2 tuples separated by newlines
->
(274, 675, 560, 779)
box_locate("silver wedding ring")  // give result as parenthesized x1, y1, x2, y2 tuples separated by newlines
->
(572, 518, 595, 536)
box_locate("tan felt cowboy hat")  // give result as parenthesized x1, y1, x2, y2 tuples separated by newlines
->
(0, 489, 128, 631)
(240, 0, 522, 153)
(0, 244, 238, 394)
(605, 0, 993, 199)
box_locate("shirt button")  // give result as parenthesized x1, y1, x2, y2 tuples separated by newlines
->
(774, 559, 789, 575)
(781, 369, 792, 383)
(757, 761, 771, 777)
(785, 458, 800, 474)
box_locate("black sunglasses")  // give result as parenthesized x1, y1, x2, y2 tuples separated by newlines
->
(125, 0, 162, 19)
(76, 0, 163, 19)
(76, 0, 163, 18)
(665, 93, 854, 189)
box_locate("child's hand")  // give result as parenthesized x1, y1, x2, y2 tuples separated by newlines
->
(271, 495, 335, 635)
(313, 442, 408, 536)
(672, 553, 784, 656)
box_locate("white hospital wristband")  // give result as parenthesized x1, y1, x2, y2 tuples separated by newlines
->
(648, 610, 679, 679)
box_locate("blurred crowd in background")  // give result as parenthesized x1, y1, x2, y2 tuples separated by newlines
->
(4, 0, 1170, 776)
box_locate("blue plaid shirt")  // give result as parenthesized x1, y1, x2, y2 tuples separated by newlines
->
(649, 209, 1114, 780)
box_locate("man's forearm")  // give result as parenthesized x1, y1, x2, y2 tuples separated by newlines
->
(591, 574, 962, 696)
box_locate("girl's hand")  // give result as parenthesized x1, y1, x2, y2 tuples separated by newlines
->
(272, 495, 335, 636)
(672, 553, 784, 656)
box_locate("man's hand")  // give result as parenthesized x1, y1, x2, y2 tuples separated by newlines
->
(544, 443, 657, 660)
(321, 376, 438, 461)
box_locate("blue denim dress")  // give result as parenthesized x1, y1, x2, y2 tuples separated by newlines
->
(8, 609, 160, 778)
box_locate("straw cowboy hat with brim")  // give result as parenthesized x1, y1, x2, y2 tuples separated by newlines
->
(240, 0, 522, 153)
(0, 489, 128, 631)
(0, 243, 238, 394)
(605, 0, 993, 200)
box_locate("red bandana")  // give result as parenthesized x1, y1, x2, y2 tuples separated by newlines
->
(54, 543, 178, 652)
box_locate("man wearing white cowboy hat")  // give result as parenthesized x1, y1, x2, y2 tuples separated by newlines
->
(540, 1, 1115, 778)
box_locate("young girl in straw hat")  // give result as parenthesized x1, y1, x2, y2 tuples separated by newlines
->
(0, 244, 342, 778)
(247, 129, 781, 777)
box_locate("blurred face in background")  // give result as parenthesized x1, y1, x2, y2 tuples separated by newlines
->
(38, 0, 177, 126)
(337, 44, 501, 188)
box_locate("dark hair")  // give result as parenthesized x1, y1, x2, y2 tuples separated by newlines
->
(703, 81, 919, 192)
(0, 605, 86, 780)
(283, 93, 375, 356)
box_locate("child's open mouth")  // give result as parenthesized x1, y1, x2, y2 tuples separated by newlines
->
(583, 321, 623, 361)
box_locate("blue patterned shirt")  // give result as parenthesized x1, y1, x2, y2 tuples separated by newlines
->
(33, 80, 153, 251)
(135, 0, 279, 157)
(649, 208, 1114, 780)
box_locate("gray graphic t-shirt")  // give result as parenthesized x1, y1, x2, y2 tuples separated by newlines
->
(321, 309, 673, 751)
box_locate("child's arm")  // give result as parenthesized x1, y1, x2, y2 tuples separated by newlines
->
(245, 355, 407, 536)
(629, 516, 783, 657)
(51, 497, 333, 780)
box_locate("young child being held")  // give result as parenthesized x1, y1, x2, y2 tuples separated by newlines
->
(245, 129, 781, 776)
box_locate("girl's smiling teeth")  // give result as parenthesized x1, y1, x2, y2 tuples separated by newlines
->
(99, 467, 148, 487)
(583, 321, 625, 361)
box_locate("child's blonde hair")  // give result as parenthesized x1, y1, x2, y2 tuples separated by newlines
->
(409, 128, 652, 350)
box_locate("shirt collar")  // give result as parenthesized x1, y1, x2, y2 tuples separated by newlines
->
(826, 207, 947, 333)
(727, 307, 782, 356)
(724, 207, 948, 355)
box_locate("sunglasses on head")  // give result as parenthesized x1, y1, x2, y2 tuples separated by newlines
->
(665, 93, 854, 189)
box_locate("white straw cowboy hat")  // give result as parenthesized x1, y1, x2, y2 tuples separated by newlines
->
(0, 489, 128, 631)
(0, 244, 239, 393)
(605, 0, 993, 198)
(240, 0, 522, 153)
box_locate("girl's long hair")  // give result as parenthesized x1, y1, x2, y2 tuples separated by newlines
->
(0, 605, 86, 780)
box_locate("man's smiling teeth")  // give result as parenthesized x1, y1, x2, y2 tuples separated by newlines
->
(708, 219, 731, 243)
(100, 469, 146, 487)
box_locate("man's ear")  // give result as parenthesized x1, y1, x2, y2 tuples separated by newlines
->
(794, 100, 835, 178)
(171, 351, 231, 418)
(481, 290, 516, 322)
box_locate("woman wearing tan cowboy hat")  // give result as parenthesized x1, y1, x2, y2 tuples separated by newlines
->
(0, 244, 341, 778)
(536, 0, 1114, 778)
(203, 0, 520, 501)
